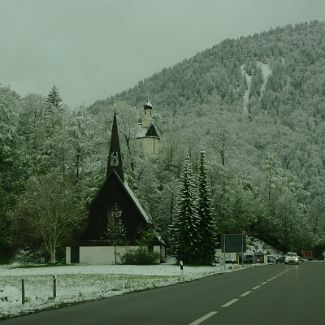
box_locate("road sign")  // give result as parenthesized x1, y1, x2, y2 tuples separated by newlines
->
(221, 234, 246, 253)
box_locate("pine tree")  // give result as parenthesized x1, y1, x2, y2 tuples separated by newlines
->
(46, 85, 62, 110)
(173, 156, 200, 264)
(197, 151, 217, 264)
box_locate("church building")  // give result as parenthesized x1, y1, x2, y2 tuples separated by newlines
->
(135, 100, 160, 155)
(66, 112, 164, 264)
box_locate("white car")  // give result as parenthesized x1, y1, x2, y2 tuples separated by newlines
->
(285, 252, 299, 265)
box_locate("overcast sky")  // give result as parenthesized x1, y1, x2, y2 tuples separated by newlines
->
(0, 0, 325, 107)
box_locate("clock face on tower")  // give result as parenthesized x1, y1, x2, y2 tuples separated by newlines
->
(110, 152, 119, 166)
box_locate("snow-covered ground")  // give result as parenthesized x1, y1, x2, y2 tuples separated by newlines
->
(0, 263, 239, 319)
(240, 65, 251, 114)
(256, 61, 272, 98)
(240, 62, 272, 114)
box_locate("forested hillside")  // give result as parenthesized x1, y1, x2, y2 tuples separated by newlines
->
(1, 20, 325, 260)
(90, 20, 325, 252)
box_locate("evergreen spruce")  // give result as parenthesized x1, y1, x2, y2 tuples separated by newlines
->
(173, 156, 200, 264)
(197, 151, 217, 264)
(46, 85, 62, 110)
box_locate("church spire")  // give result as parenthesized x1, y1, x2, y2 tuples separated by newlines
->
(142, 99, 153, 128)
(106, 112, 124, 181)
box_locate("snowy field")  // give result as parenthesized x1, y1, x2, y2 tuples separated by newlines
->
(0, 263, 239, 319)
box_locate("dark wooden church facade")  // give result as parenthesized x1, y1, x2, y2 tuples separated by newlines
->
(82, 170, 151, 245)
(66, 112, 164, 264)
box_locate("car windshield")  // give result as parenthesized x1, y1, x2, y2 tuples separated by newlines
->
(287, 253, 297, 256)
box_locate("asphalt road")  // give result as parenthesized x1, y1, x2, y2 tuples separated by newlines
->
(2, 262, 325, 325)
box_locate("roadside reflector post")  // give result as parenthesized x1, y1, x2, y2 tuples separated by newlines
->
(21, 279, 25, 304)
(241, 233, 244, 268)
(223, 235, 226, 272)
(53, 275, 57, 299)
(180, 260, 184, 277)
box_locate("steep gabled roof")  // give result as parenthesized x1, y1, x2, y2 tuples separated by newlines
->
(83, 169, 153, 243)
(124, 182, 152, 224)
(145, 123, 159, 137)
(135, 122, 160, 139)
(109, 170, 153, 225)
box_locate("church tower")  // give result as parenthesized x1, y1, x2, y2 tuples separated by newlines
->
(142, 100, 153, 128)
(135, 100, 160, 154)
(106, 112, 124, 181)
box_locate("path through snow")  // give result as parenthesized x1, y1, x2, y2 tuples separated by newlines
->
(257, 61, 272, 99)
(240, 62, 272, 114)
(240, 65, 251, 114)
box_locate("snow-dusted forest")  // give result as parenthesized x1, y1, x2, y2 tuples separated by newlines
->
(2, 20, 325, 262)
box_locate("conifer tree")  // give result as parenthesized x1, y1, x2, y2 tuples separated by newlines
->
(197, 151, 217, 264)
(46, 85, 62, 110)
(173, 156, 200, 264)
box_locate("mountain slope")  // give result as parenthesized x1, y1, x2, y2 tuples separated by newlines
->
(93, 20, 325, 114)
(88, 20, 325, 251)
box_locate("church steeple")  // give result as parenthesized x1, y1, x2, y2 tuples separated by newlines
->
(142, 100, 153, 128)
(106, 112, 124, 181)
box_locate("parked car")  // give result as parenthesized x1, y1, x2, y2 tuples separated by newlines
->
(238, 254, 255, 264)
(267, 255, 276, 263)
(244, 255, 254, 264)
(285, 252, 299, 265)
(254, 252, 265, 264)
(276, 256, 285, 264)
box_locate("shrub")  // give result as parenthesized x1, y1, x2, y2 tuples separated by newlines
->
(11, 248, 45, 265)
(121, 248, 160, 265)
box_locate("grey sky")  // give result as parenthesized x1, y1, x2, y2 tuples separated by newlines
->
(1, 0, 325, 107)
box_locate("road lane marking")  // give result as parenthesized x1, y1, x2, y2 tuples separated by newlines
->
(252, 285, 260, 290)
(222, 299, 239, 307)
(261, 282, 267, 285)
(188, 311, 218, 325)
(240, 290, 251, 297)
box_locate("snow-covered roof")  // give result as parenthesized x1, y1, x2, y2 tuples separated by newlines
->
(135, 124, 148, 138)
(144, 100, 152, 109)
(134, 123, 160, 139)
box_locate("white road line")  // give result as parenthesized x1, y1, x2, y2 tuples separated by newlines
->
(266, 278, 273, 282)
(261, 282, 267, 285)
(222, 299, 239, 307)
(240, 290, 251, 297)
(252, 285, 260, 290)
(188, 311, 218, 325)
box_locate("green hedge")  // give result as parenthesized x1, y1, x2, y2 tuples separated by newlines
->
(121, 248, 160, 265)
